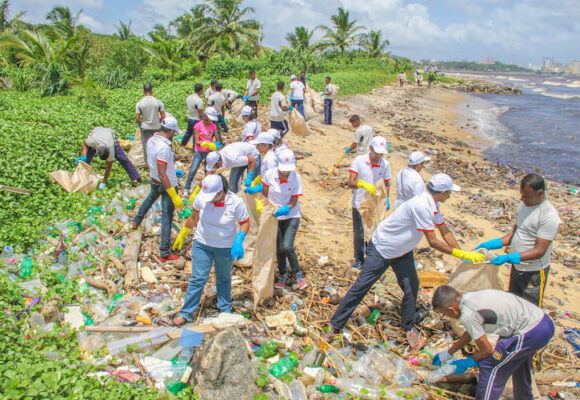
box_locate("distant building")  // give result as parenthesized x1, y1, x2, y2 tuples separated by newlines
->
(566, 61, 580, 76)
(542, 57, 553, 71)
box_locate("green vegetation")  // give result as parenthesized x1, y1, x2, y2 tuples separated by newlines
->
(437, 61, 532, 73)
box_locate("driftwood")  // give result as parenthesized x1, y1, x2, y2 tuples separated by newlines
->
(107, 253, 127, 275)
(121, 230, 142, 289)
(83, 275, 117, 300)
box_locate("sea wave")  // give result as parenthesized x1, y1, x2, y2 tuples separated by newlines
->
(543, 80, 565, 86)
(541, 92, 580, 99)
(469, 105, 513, 143)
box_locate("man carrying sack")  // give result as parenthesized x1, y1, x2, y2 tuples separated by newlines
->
(75, 127, 141, 189)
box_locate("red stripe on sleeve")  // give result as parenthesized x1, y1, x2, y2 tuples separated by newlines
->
(239, 218, 250, 224)
(417, 228, 435, 232)
(348, 169, 358, 175)
(436, 222, 445, 226)
(291, 194, 303, 197)
(157, 159, 168, 165)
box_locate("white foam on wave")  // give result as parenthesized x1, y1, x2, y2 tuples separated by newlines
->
(532, 87, 547, 92)
(507, 77, 527, 82)
(469, 105, 513, 144)
(565, 81, 580, 88)
(541, 92, 580, 99)
(543, 80, 566, 86)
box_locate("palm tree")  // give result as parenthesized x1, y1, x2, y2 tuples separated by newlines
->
(0, 0, 25, 32)
(172, 5, 208, 39)
(148, 24, 172, 42)
(285, 26, 316, 52)
(318, 7, 363, 54)
(115, 20, 132, 41)
(360, 29, 389, 57)
(143, 38, 188, 78)
(46, 5, 82, 39)
(189, 0, 263, 58)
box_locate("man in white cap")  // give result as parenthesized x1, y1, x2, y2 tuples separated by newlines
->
(395, 151, 431, 208)
(345, 115, 374, 156)
(244, 132, 277, 195)
(268, 128, 289, 155)
(347, 136, 392, 270)
(241, 105, 261, 142)
(132, 116, 184, 262)
(243, 69, 261, 113)
(328, 173, 485, 347)
(289, 75, 306, 119)
(270, 81, 292, 136)
(204, 142, 260, 194)
(135, 83, 166, 165)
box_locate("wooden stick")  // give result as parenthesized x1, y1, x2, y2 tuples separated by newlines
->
(254, 311, 274, 338)
(305, 288, 316, 321)
(132, 353, 155, 387)
(85, 326, 159, 333)
(301, 319, 346, 361)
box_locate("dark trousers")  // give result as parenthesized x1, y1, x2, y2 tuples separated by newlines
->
(291, 99, 305, 119)
(140, 128, 157, 166)
(277, 218, 301, 277)
(229, 154, 261, 194)
(508, 266, 550, 307)
(324, 99, 332, 124)
(352, 208, 365, 264)
(270, 120, 289, 137)
(185, 151, 208, 190)
(330, 241, 418, 331)
(134, 181, 175, 257)
(180, 119, 199, 147)
(477, 315, 554, 400)
(86, 141, 141, 181)
(216, 114, 228, 145)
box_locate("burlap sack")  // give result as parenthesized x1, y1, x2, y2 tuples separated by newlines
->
(128, 127, 146, 168)
(304, 98, 316, 120)
(358, 179, 388, 242)
(289, 109, 312, 137)
(227, 99, 246, 128)
(49, 161, 99, 193)
(236, 192, 261, 267)
(230, 98, 245, 118)
(252, 200, 278, 308)
(308, 87, 324, 113)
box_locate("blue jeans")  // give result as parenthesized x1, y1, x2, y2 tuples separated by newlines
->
(324, 99, 332, 124)
(180, 241, 234, 320)
(180, 119, 199, 147)
(185, 151, 208, 190)
(277, 218, 301, 277)
(134, 181, 175, 257)
(352, 208, 365, 264)
(291, 99, 305, 119)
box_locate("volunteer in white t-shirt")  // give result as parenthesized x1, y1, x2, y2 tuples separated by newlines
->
(328, 174, 485, 347)
(270, 129, 290, 155)
(270, 81, 292, 136)
(76, 126, 142, 189)
(241, 105, 261, 142)
(204, 142, 259, 194)
(172, 174, 250, 325)
(243, 132, 278, 196)
(258, 149, 307, 290)
(345, 115, 374, 156)
(395, 151, 431, 208)
(132, 117, 184, 262)
(243, 69, 261, 113)
(475, 173, 561, 307)
(432, 286, 554, 400)
(289, 75, 306, 119)
(135, 83, 166, 165)
(323, 76, 334, 125)
(348, 136, 392, 269)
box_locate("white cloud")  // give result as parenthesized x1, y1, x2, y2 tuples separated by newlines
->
(78, 13, 105, 32)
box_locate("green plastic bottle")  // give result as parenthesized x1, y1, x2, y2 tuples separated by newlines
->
(269, 353, 299, 378)
(318, 384, 340, 393)
(367, 309, 380, 325)
(255, 339, 278, 359)
(108, 292, 123, 314)
(19, 257, 33, 278)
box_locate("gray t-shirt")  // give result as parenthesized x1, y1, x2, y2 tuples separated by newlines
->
(460, 290, 545, 339)
(85, 127, 116, 162)
(246, 78, 261, 101)
(222, 89, 238, 104)
(135, 96, 165, 130)
(205, 87, 215, 103)
(324, 83, 334, 100)
(208, 92, 227, 115)
(354, 125, 374, 155)
(186, 93, 204, 120)
(511, 200, 561, 272)
(270, 91, 287, 122)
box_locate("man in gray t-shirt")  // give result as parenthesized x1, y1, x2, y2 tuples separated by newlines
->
(432, 286, 554, 400)
(345, 115, 374, 156)
(135, 83, 166, 166)
(475, 173, 561, 307)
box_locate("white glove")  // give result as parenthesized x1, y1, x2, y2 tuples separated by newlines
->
(98, 182, 106, 190)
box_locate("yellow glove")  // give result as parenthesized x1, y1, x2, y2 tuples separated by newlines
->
(173, 227, 191, 250)
(200, 141, 217, 151)
(451, 249, 486, 263)
(166, 187, 184, 209)
(251, 175, 262, 186)
(255, 198, 264, 214)
(357, 179, 376, 196)
(189, 185, 201, 203)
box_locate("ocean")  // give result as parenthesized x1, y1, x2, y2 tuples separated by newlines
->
(448, 72, 580, 186)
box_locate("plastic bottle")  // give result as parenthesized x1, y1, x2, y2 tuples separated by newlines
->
(427, 363, 457, 383)
(178, 347, 195, 364)
(2, 246, 14, 259)
(318, 384, 340, 393)
(269, 353, 299, 378)
(334, 377, 381, 399)
(108, 292, 123, 314)
(30, 312, 45, 329)
(19, 257, 33, 278)
(255, 339, 279, 359)
(367, 309, 380, 325)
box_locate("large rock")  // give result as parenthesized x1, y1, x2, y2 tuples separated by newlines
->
(190, 328, 258, 400)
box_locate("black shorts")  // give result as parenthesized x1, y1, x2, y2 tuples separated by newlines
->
(508, 265, 550, 307)
(270, 120, 289, 137)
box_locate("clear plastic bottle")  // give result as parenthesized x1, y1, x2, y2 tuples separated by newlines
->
(2, 246, 14, 259)
(334, 377, 381, 399)
(427, 363, 457, 383)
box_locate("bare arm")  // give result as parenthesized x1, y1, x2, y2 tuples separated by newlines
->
(184, 209, 200, 230)
(251, 88, 260, 97)
(135, 113, 141, 125)
(447, 331, 472, 355)
(81, 141, 89, 157)
(501, 224, 517, 246)
(288, 196, 299, 209)
(472, 335, 494, 362)
(247, 156, 257, 173)
(102, 161, 113, 184)
(194, 129, 201, 147)
(520, 237, 553, 261)
(348, 142, 358, 152)
(348, 171, 359, 189)
(438, 224, 460, 249)
(239, 219, 250, 234)
(160, 110, 166, 121)
(157, 162, 172, 190)
(385, 180, 390, 198)
(423, 230, 455, 255)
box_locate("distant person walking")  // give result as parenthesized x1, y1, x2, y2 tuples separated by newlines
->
(428, 73, 435, 88)
(398, 72, 406, 87)
(345, 115, 374, 156)
(181, 83, 204, 147)
(323, 76, 334, 125)
(299, 70, 308, 86)
(135, 83, 166, 165)
(289, 75, 306, 119)
(270, 81, 292, 136)
(243, 69, 261, 114)
(395, 151, 431, 208)
(207, 83, 228, 145)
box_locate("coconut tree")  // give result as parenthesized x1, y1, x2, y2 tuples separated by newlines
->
(46, 5, 82, 39)
(172, 5, 208, 39)
(285, 26, 316, 52)
(360, 29, 389, 57)
(0, 0, 25, 32)
(318, 7, 363, 54)
(115, 20, 132, 41)
(148, 24, 172, 42)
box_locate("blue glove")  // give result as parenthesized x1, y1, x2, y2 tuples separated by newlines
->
(345, 148, 352, 154)
(176, 169, 184, 178)
(490, 253, 521, 266)
(386, 197, 391, 211)
(289, 105, 294, 111)
(214, 141, 222, 150)
(244, 171, 255, 187)
(432, 351, 453, 366)
(289, 94, 293, 101)
(75, 156, 88, 164)
(450, 356, 479, 375)
(129, 135, 135, 140)
(475, 238, 504, 250)
(244, 184, 263, 195)
(320, 92, 324, 97)
(231, 231, 246, 260)
(273, 205, 291, 217)
(242, 95, 250, 101)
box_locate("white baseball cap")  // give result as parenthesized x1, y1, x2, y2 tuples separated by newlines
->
(370, 136, 388, 154)
(250, 132, 275, 145)
(267, 128, 281, 139)
(277, 149, 296, 172)
(241, 105, 253, 116)
(204, 107, 218, 121)
(429, 173, 461, 192)
(290, 74, 297, 80)
(197, 175, 224, 203)
(206, 151, 221, 171)
(161, 116, 181, 133)
(408, 151, 431, 166)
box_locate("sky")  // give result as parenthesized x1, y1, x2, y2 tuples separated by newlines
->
(8, 0, 580, 66)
